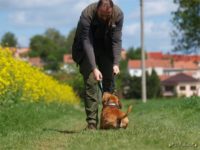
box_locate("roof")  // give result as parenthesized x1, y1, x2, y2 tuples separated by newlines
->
(128, 59, 172, 69)
(15, 48, 30, 57)
(162, 73, 199, 85)
(29, 57, 44, 67)
(147, 52, 163, 60)
(163, 54, 200, 62)
(63, 54, 74, 64)
(159, 75, 170, 81)
(17, 48, 30, 54)
(173, 61, 198, 70)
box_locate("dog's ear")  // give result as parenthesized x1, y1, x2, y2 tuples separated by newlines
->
(102, 92, 111, 102)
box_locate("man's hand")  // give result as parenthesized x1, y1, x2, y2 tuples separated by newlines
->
(113, 65, 120, 75)
(93, 68, 103, 81)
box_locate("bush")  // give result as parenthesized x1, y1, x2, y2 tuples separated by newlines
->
(0, 47, 80, 105)
(122, 71, 162, 99)
(52, 66, 84, 99)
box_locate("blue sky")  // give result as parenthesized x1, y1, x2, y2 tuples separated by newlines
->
(0, 0, 177, 52)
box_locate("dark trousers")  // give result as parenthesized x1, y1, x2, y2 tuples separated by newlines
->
(79, 55, 115, 125)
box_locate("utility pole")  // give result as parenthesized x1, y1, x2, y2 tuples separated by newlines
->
(140, 0, 147, 103)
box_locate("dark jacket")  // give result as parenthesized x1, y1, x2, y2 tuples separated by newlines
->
(72, 2, 123, 71)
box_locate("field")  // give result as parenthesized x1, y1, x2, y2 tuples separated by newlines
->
(0, 98, 200, 150)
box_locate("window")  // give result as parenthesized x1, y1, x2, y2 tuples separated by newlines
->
(190, 86, 196, 91)
(180, 86, 185, 91)
(165, 86, 174, 92)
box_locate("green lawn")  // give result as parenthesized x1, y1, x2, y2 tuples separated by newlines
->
(0, 98, 200, 150)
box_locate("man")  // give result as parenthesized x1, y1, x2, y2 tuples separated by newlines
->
(72, 0, 123, 130)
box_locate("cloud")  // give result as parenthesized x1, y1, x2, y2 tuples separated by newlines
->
(0, 0, 72, 9)
(128, 0, 177, 19)
(5, 0, 103, 28)
(0, 0, 175, 51)
(123, 21, 173, 50)
(123, 23, 140, 37)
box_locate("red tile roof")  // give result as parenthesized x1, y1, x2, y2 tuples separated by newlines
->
(63, 54, 74, 64)
(128, 59, 172, 69)
(173, 61, 198, 69)
(147, 52, 163, 59)
(163, 54, 200, 62)
(29, 57, 44, 68)
(159, 75, 170, 81)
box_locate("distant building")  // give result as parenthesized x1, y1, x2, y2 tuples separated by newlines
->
(28, 57, 44, 68)
(129, 52, 200, 80)
(14, 48, 30, 60)
(147, 52, 163, 60)
(162, 73, 200, 97)
(147, 51, 200, 63)
(62, 54, 75, 73)
(63, 54, 74, 64)
(128, 59, 171, 77)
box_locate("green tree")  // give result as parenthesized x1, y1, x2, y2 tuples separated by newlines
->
(44, 28, 66, 48)
(122, 75, 142, 99)
(115, 59, 129, 96)
(127, 47, 146, 60)
(147, 69, 161, 98)
(44, 28, 70, 62)
(172, 0, 200, 53)
(29, 35, 58, 60)
(65, 28, 76, 54)
(1, 32, 17, 47)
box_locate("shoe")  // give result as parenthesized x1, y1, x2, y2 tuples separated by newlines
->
(85, 123, 97, 130)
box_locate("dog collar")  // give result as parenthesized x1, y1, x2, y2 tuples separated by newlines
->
(105, 102, 120, 109)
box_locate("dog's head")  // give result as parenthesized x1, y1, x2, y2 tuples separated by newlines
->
(102, 92, 122, 109)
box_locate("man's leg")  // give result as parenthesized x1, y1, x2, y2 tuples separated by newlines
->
(79, 57, 99, 128)
(84, 73, 99, 126)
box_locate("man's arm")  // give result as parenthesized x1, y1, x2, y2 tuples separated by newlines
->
(80, 11, 96, 71)
(112, 12, 124, 66)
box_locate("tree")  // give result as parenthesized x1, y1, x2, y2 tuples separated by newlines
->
(172, 0, 200, 53)
(44, 28, 66, 48)
(1, 32, 17, 47)
(29, 35, 58, 60)
(147, 69, 161, 98)
(122, 70, 161, 99)
(115, 59, 129, 97)
(126, 47, 146, 60)
(122, 75, 142, 99)
(65, 28, 76, 54)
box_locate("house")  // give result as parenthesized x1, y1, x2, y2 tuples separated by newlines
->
(128, 59, 172, 77)
(63, 54, 74, 64)
(162, 73, 200, 97)
(28, 57, 44, 68)
(62, 54, 75, 73)
(128, 56, 200, 80)
(163, 61, 200, 79)
(14, 48, 30, 60)
(147, 52, 163, 60)
(147, 51, 200, 63)
(163, 54, 200, 62)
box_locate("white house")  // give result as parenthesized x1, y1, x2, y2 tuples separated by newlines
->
(128, 59, 171, 77)
(162, 73, 200, 97)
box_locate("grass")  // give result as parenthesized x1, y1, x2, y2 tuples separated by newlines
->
(0, 98, 200, 150)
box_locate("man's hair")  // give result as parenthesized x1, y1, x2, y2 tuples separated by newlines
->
(97, 0, 114, 9)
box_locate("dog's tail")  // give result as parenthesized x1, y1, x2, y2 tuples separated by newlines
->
(120, 105, 132, 119)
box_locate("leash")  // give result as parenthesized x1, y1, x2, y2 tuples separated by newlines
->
(98, 81, 103, 95)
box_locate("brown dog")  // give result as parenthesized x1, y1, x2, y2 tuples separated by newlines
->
(100, 92, 132, 129)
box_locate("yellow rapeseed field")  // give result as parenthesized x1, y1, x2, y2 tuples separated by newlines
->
(0, 47, 80, 104)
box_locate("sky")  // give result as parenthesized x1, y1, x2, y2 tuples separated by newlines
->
(0, 0, 178, 53)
